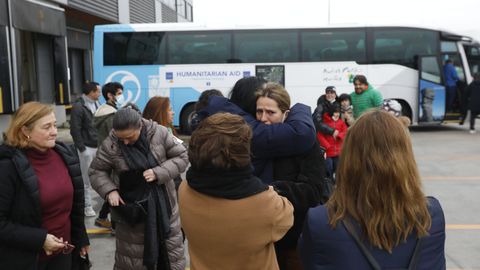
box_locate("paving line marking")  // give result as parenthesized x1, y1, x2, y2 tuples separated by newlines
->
(87, 228, 111, 234)
(446, 224, 480, 230)
(447, 269, 480, 270)
(416, 154, 480, 160)
(422, 176, 480, 181)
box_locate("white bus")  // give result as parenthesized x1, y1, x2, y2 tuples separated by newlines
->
(93, 23, 480, 132)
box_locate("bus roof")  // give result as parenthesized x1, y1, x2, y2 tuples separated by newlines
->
(93, 23, 477, 44)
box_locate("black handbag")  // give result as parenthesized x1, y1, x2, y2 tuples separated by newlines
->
(114, 197, 149, 226)
(115, 170, 150, 226)
(71, 253, 92, 270)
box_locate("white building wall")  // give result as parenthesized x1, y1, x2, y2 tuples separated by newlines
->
(155, 0, 163, 23)
(118, 0, 130, 23)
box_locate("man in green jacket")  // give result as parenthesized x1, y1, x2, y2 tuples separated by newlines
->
(350, 75, 383, 118)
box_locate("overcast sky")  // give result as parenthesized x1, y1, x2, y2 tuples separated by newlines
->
(194, 0, 480, 41)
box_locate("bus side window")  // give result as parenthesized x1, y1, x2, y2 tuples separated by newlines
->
(302, 49, 311, 61)
(322, 48, 335, 60)
(404, 43, 431, 60)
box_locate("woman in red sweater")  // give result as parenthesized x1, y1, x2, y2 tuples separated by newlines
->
(0, 102, 89, 269)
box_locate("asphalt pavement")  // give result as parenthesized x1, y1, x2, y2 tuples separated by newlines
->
(410, 123, 480, 270)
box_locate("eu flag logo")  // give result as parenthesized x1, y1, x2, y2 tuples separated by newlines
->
(166, 72, 173, 80)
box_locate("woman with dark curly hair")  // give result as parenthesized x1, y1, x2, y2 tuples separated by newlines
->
(179, 112, 293, 270)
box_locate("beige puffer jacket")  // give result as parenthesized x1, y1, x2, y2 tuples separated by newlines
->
(89, 119, 188, 270)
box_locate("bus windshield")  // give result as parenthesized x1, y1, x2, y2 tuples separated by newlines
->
(464, 44, 480, 75)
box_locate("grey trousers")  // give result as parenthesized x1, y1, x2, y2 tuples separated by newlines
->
(77, 146, 97, 209)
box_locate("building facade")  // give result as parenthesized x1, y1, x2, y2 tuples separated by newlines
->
(0, 0, 193, 135)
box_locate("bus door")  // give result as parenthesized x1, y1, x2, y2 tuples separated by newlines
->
(417, 55, 445, 124)
(441, 40, 467, 121)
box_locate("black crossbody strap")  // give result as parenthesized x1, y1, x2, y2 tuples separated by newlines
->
(342, 219, 424, 270)
(407, 237, 423, 270)
(342, 219, 382, 270)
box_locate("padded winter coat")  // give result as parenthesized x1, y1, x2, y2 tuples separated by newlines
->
(89, 119, 188, 270)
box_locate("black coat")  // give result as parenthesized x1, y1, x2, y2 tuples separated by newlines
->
(466, 80, 480, 111)
(312, 95, 338, 135)
(272, 140, 327, 250)
(0, 142, 89, 270)
(70, 97, 98, 151)
(201, 96, 316, 183)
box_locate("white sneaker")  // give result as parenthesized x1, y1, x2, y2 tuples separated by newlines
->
(470, 130, 476, 134)
(84, 206, 96, 217)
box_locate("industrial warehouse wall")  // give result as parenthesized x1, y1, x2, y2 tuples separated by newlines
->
(68, 0, 118, 22)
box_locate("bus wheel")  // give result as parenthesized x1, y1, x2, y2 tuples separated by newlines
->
(180, 103, 196, 135)
(398, 100, 412, 122)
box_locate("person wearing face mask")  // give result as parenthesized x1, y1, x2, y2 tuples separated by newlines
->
(312, 86, 340, 140)
(92, 81, 124, 229)
(93, 82, 125, 146)
(256, 83, 328, 270)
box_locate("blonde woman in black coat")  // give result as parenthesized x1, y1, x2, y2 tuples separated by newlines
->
(0, 102, 89, 270)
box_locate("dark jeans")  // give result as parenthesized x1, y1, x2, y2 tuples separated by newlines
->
(326, 156, 339, 178)
(37, 253, 71, 270)
(446, 85, 457, 111)
(471, 110, 480, 130)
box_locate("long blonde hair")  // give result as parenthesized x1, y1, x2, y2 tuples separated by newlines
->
(5, 102, 54, 148)
(327, 110, 431, 252)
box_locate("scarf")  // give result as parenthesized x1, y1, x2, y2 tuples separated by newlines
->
(186, 165, 268, 200)
(118, 127, 171, 270)
(82, 94, 98, 114)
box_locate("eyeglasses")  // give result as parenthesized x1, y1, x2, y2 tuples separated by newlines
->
(62, 242, 75, 254)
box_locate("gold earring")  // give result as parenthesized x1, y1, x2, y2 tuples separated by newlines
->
(27, 135, 30, 140)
